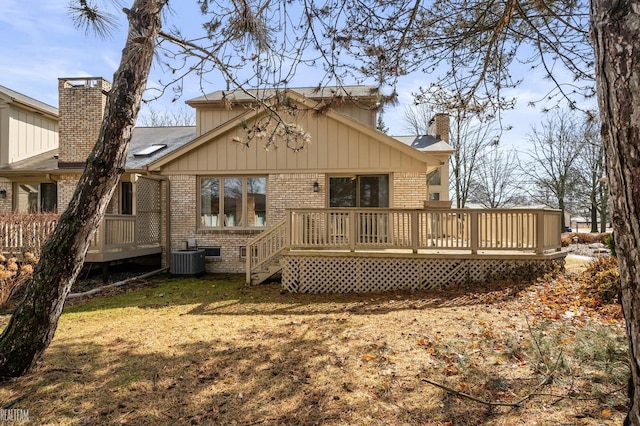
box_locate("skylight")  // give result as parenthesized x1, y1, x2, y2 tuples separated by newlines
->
(133, 144, 167, 157)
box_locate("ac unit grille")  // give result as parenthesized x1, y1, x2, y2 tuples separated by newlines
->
(171, 249, 206, 275)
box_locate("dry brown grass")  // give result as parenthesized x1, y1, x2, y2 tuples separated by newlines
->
(0, 269, 628, 425)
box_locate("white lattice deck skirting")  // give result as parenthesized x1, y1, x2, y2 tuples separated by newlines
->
(281, 251, 566, 293)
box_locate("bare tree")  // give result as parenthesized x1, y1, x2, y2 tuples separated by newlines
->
(469, 147, 521, 208)
(403, 102, 434, 135)
(522, 110, 585, 229)
(138, 106, 195, 126)
(574, 117, 606, 232)
(406, 87, 499, 208)
(449, 114, 498, 208)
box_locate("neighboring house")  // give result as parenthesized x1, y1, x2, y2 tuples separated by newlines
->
(0, 78, 194, 262)
(0, 77, 563, 292)
(0, 84, 59, 213)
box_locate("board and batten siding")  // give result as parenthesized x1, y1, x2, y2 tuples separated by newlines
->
(195, 107, 245, 137)
(195, 102, 376, 137)
(160, 111, 431, 174)
(0, 105, 58, 166)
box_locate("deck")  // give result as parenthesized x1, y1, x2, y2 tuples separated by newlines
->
(247, 208, 565, 292)
(0, 214, 161, 263)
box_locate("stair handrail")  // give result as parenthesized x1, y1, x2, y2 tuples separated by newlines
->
(246, 217, 288, 284)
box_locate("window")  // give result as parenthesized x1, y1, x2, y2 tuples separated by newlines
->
(329, 175, 389, 208)
(427, 168, 441, 186)
(200, 176, 266, 228)
(14, 182, 57, 213)
(121, 182, 133, 215)
(429, 192, 441, 201)
(202, 247, 221, 259)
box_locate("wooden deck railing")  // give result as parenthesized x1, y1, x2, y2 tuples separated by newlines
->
(246, 207, 563, 284)
(0, 214, 58, 254)
(0, 214, 160, 256)
(286, 208, 562, 254)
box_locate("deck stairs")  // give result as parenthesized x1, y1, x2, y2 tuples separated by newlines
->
(246, 218, 288, 285)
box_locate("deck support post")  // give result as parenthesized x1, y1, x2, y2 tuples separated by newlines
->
(101, 262, 110, 283)
(349, 211, 356, 252)
(536, 211, 545, 254)
(470, 211, 479, 254)
(411, 211, 419, 253)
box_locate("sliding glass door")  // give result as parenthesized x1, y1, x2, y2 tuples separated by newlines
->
(329, 175, 388, 208)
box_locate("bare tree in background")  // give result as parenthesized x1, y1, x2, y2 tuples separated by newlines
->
(405, 87, 499, 208)
(469, 146, 521, 208)
(522, 110, 585, 230)
(574, 117, 606, 232)
(138, 106, 195, 126)
(403, 102, 434, 135)
(449, 113, 498, 208)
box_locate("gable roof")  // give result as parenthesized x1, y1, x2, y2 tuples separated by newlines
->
(149, 88, 443, 172)
(0, 84, 58, 118)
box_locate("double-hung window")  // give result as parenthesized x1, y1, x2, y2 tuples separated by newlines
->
(200, 176, 266, 228)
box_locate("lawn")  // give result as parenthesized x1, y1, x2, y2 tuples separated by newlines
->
(0, 265, 628, 425)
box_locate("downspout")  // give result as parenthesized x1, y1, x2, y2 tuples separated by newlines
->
(165, 176, 171, 270)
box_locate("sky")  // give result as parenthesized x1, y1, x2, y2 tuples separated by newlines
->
(0, 0, 594, 149)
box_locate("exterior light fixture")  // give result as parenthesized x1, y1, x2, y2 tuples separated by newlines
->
(313, 181, 319, 192)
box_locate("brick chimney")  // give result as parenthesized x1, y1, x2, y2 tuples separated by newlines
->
(58, 77, 111, 168)
(428, 113, 449, 143)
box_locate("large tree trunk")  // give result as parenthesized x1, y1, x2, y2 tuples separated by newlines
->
(0, 0, 165, 378)
(591, 0, 640, 423)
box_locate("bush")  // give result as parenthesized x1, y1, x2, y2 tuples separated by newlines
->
(0, 252, 38, 307)
(579, 256, 620, 304)
(603, 233, 616, 257)
(561, 232, 609, 247)
(0, 212, 56, 307)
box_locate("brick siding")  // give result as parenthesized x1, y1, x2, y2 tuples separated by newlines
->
(167, 173, 326, 273)
(393, 172, 427, 208)
(0, 181, 11, 213)
(58, 78, 111, 164)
